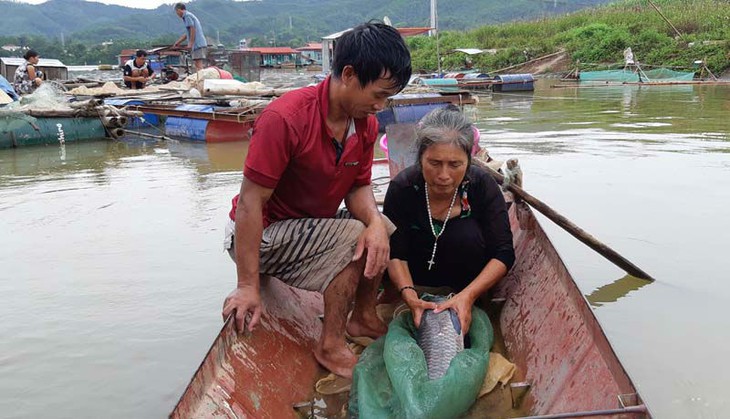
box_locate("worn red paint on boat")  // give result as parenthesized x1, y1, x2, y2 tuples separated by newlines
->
(171, 278, 324, 418)
(206, 120, 252, 143)
(494, 200, 646, 415)
(170, 199, 649, 417)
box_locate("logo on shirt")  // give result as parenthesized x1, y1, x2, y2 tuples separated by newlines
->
(343, 161, 359, 167)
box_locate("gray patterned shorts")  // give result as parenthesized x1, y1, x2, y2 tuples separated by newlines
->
(225, 210, 395, 293)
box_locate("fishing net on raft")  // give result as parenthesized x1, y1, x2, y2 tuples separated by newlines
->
(349, 303, 494, 418)
(0, 83, 71, 131)
(579, 68, 695, 82)
(10, 82, 68, 109)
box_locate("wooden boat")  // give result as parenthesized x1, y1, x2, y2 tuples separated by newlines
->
(170, 135, 650, 418)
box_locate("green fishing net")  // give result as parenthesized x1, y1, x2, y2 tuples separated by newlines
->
(579, 68, 695, 82)
(349, 305, 494, 418)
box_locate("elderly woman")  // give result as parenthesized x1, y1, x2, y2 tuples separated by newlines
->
(13, 50, 43, 95)
(383, 107, 515, 334)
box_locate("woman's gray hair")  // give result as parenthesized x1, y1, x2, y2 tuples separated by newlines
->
(415, 107, 474, 167)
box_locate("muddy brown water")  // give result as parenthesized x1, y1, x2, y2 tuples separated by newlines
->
(1, 72, 729, 418)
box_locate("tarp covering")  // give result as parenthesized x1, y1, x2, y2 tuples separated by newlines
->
(349, 305, 494, 418)
(0, 75, 18, 102)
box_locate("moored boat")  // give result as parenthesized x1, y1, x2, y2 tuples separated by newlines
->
(0, 116, 108, 148)
(170, 158, 650, 418)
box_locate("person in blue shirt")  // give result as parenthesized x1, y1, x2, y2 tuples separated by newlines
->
(172, 3, 208, 72)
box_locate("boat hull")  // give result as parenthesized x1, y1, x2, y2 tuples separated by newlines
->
(0, 116, 107, 149)
(171, 277, 324, 418)
(170, 196, 648, 417)
(492, 199, 646, 415)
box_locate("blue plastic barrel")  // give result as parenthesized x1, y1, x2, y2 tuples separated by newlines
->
(376, 93, 449, 133)
(492, 74, 534, 92)
(393, 103, 448, 125)
(376, 108, 396, 133)
(165, 104, 215, 141)
(103, 99, 160, 127)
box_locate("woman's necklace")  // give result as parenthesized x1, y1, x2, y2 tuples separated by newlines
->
(425, 183, 460, 271)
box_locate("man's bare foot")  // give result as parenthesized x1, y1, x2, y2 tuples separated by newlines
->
(347, 312, 388, 339)
(314, 343, 357, 379)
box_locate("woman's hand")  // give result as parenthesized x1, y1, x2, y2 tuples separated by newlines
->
(434, 291, 476, 335)
(402, 290, 438, 328)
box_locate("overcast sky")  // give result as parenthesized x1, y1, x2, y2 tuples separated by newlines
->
(15, 0, 175, 9)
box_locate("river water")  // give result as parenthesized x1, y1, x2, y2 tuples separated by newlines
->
(1, 73, 728, 418)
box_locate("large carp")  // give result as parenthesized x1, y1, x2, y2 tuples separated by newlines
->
(416, 296, 464, 380)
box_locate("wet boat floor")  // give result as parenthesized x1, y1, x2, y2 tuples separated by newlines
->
(293, 299, 532, 418)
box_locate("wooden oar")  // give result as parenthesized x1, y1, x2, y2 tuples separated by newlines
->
(472, 156, 654, 281)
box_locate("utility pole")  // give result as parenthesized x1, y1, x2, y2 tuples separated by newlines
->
(429, 0, 437, 37)
(430, 0, 441, 75)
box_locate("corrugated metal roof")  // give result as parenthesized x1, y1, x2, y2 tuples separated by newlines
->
(244, 47, 297, 54)
(0, 57, 67, 68)
(296, 43, 322, 51)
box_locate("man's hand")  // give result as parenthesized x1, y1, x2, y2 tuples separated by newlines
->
(222, 285, 263, 333)
(352, 218, 389, 279)
(434, 291, 475, 335)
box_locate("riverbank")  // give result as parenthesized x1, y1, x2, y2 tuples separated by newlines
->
(409, 0, 730, 76)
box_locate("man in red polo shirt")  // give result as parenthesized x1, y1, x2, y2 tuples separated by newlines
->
(222, 22, 411, 378)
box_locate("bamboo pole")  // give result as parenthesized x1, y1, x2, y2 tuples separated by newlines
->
(124, 130, 174, 141)
(472, 156, 654, 281)
(646, 0, 683, 39)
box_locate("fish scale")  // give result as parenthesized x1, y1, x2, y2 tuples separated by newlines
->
(417, 304, 464, 380)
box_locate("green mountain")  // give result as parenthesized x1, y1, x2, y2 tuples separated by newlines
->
(0, 0, 615, 45)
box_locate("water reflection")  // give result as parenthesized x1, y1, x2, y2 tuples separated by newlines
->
(477, 80, 729, 158)
(585, 274, 653, 308)
(1, 78, 729, 419)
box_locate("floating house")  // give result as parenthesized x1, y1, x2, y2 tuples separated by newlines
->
(243, 47, 300, 68)
(0, 57, 68, 82)
(296, 43, 324, 65)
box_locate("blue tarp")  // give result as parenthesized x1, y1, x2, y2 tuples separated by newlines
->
(0, 75, 19, 101)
